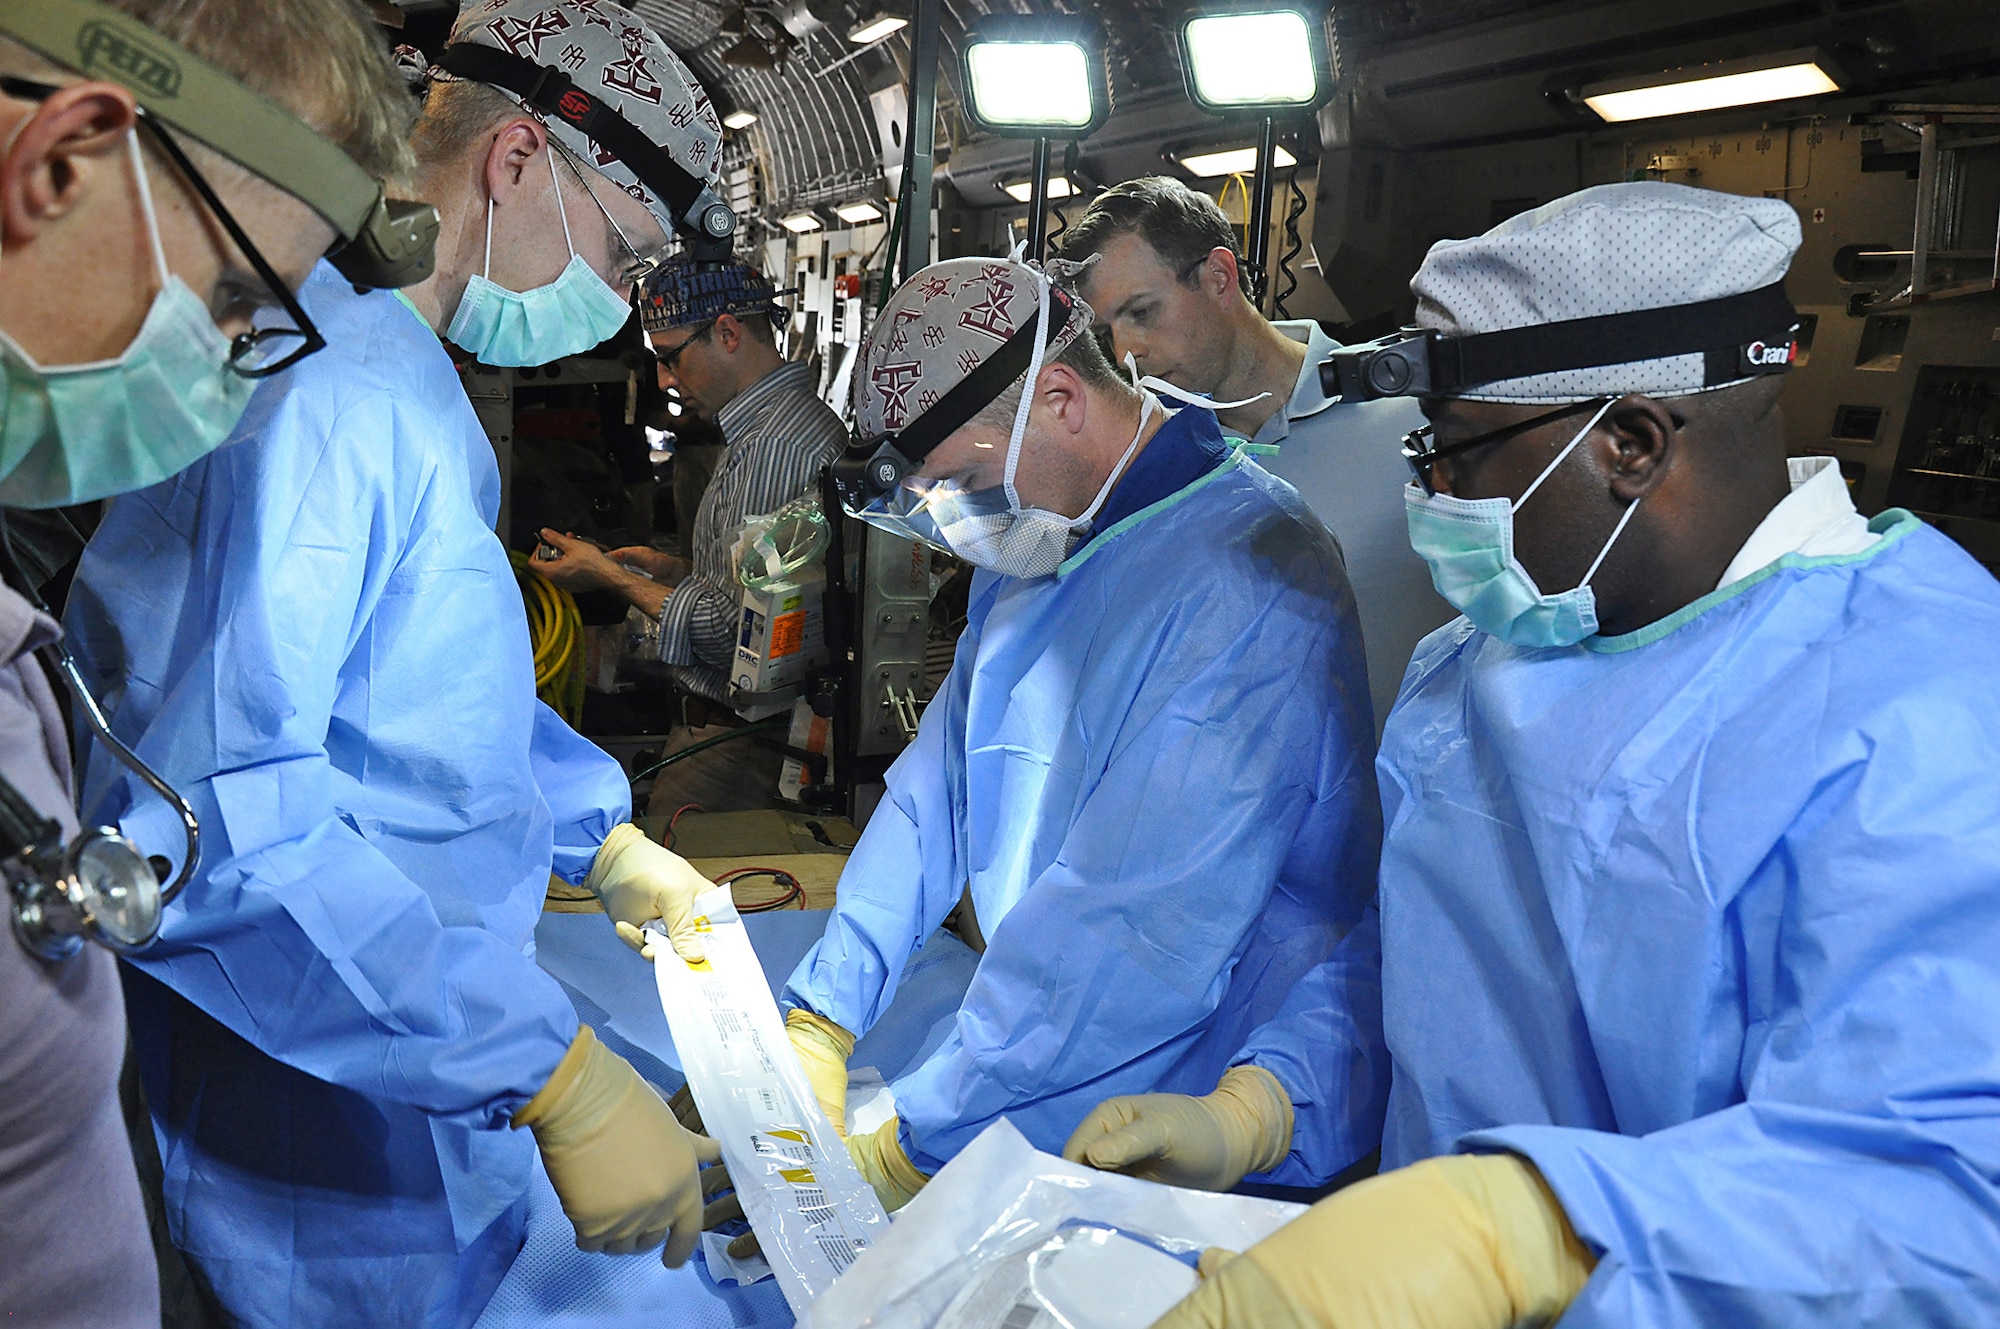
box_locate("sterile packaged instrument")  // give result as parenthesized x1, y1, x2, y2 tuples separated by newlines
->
(804, 1119, 1307, 1329)
(648, 888, 889, 1316)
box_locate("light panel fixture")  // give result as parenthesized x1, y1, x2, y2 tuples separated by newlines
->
(848, 12, 907, 44)
(780, 211, 824, 233)
(834, 200, 885, 224)
(1179, 143, 1297, 178)
(1003, 176, 1077, 203)
(1180, 11, 1322, 110)
(960, 14, 1111, 139)
(1582, 50, 1840, 122)
(722, 108, 759, 130)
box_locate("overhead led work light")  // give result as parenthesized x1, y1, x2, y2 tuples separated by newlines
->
(1177, 9, 1328, 112)
(780, 211, 824, 233)
(1174, 5, 1333, 315)
(1004, 176, 1076, 203)
(835, 199, 885, 224)
(722, 108, 759, 130)
(1179, 144, 1298, 178)
(1581, 50, 1841, 122)
(962, 14, 1109, 260)
(848, 11, 907, 44)
(961, 15, 1110, 138)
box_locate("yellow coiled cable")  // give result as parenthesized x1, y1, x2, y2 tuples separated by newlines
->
(510, 550, 587, 726)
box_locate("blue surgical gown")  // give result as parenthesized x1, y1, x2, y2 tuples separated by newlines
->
(783, 407, 1381, 1173)
(1237, 509, 2000, 1323)
(65, 264, 631, 1329)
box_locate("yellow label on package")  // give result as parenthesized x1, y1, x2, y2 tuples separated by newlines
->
(649, 889, 888, 1314)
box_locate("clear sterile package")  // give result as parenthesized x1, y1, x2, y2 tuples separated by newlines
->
(647, 887, 889, 1316)
(804, 1119, 1308, 1329)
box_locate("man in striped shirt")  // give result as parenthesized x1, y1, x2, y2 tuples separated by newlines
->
(539, 257, 846, 806)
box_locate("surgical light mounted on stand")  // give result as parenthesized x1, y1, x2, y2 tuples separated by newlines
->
(1176, 4, 1333, 312)
(960, 14, 1110, 261)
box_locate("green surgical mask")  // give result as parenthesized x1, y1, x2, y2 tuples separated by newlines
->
(0, 132, 256, 509)
(1404, 398, 1635, 649)
(445, 146, 632, 367)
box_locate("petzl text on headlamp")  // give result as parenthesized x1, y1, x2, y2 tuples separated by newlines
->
(1318, 282, 1802, 401)
(0, 0, 439, 289)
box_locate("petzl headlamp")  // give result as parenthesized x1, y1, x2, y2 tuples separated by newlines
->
(0, 0, 439, 288)
(1319, 282, 1801, 402)
(830, 289, 1074, 514)
(434, 42, 737, 264)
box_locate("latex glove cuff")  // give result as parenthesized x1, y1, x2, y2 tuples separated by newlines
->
(848, 1115, 928, 1212)
(1210, 1064, 1296, 1178)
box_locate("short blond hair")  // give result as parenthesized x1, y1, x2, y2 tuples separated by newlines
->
(409, 76, 523, 168)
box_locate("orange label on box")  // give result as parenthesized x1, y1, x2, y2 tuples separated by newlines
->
(769, 609, 806, 659)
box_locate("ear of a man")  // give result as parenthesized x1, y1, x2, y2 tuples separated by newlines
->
(1, 84, 139, 249)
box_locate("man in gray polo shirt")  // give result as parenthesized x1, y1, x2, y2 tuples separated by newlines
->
(1064, 177, 1451, 725)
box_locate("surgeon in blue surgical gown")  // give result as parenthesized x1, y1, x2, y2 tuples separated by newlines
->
(1069, 184, 2000, 1328)
(753, 253, 1379, 1219)
(63, 7, 736, 1318)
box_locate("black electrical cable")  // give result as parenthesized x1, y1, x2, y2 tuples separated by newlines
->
(1274, 159, 1307, 320)
(629, 719, 787, 785)
(1048, 196, 1068, 253)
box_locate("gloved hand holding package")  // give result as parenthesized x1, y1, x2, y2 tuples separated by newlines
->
(1155, 1152, 1595, 1329)
(511, 1024, 717, 1266)
(587, 822, 712, 961)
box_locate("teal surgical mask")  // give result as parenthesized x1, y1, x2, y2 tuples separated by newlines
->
(446, 146, 632, 366)
(0, 132, 255, 509)
(1404, 398, 1637, 648)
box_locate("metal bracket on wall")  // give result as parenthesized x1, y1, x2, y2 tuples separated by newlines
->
(884, 682, 923, 743)
(1848, 105, 2000, 313)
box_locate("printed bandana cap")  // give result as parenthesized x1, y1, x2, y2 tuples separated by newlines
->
(440, 0, 723, 242)
(854, 255, 1095, 441)
(640, 254, 790, 331)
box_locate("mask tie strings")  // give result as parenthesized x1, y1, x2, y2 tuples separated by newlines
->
(1511, 397, 1615, 513)
(127, 131, 170, 290)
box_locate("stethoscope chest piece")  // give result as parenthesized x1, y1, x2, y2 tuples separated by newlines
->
(9, 824, 165, 961)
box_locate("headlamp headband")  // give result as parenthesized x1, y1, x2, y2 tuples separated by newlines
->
(434, 42, 736, 253)
(0, 0, 438, 288)
(832, 285, 1074, 509)
(1320, 281, 1800, 402)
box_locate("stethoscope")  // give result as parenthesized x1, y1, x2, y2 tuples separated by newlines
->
(0, 519, 199, 962)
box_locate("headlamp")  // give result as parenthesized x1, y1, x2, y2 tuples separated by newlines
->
(0, 0, 440, 289)
(1318, 283, 1802, 403)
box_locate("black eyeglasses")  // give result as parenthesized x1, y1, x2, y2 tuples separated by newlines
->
(1401, 398, 1609, 496)
(1, 77, 326, 378)
(655, 319, 717, 374)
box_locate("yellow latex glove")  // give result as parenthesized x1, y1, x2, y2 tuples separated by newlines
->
(1154, 1152, 1595, 1329)
(1062, 1065, 1293, 1192)
(513, 1025, 720, 1266)
(586, 822, 710, 963)
(847, 1115, 929, 1212)
(786, 1008, 854, 1140)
